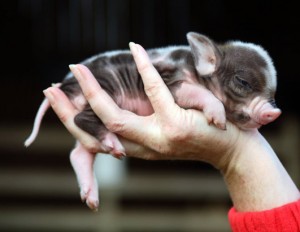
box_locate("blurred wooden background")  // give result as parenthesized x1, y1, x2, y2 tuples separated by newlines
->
(1, 1, 299, 231)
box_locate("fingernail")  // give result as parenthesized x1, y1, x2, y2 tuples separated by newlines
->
(51, 83, 60, 87)
(69, 64, 77, 74)
(69, 64, 77, 70)
(69, 64, 82, 81)
(43, 89, 54, 104)
(129, 42, 139, 54)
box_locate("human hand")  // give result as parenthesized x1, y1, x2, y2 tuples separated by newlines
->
(44, 43, 252, 170)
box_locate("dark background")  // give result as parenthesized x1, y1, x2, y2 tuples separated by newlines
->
(1, 0, 300, 123)
(0, 1, 299, 231)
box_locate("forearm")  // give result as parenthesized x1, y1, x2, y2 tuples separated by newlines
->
(222, 129, 300, 212)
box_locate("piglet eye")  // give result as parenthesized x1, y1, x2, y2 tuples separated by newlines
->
(235, 75, 252, 89)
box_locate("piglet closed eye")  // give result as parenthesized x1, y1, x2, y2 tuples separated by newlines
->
(25, 32, 281, 210)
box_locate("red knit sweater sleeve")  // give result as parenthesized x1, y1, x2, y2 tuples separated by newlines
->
(228, 199, 300, 232)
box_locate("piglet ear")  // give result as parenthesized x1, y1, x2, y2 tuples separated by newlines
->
(187, 32, 221, 76)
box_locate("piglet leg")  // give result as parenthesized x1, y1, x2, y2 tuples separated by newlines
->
(174, 82, 227, 130)
(100, 131, 126, 159)
(70, 141, 99, 211)
(74, 108, 126, 158)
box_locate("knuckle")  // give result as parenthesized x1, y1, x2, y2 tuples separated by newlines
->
(85, 143, 100, 154)
(81, 140, 101, 154)
(83, 88, 97, 101)
(105, 117, 125, 133)
(165, 125, 188, 143)
(169, 130, 187, 142)
(144, 81, 161, 98)
(57, 112, 70, 123)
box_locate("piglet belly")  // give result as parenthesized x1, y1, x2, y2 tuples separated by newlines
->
(118, 97, 154, 116)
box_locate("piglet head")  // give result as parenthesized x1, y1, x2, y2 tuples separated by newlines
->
(186, 32, 281, 130)
(217, 41, 282, 130)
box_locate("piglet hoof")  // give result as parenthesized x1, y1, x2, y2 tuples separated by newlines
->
(84, 177, 99, 211)
(209, 116, 227, 130)
(215, 121, 227, 130)
(86, 197, 99, 212)
(80, 189, 89, 202)
(101, 132, 126, 159)
(112, 150, 126, 160)
(203, 104, 227, 130)
(80, 187, 99, 211)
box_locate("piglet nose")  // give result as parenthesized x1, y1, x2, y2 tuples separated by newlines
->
(260, 108, 281, 125)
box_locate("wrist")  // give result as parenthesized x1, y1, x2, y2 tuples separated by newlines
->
(221, 129, 300, 212)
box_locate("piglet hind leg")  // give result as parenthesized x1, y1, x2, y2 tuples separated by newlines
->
(74, 108, 126, 159)
(70, 142, 99, 211)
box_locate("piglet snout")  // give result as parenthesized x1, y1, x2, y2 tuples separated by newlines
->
(258, 102, 281, 125)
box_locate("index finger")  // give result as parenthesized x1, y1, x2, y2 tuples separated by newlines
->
(129, 42, 178, 118)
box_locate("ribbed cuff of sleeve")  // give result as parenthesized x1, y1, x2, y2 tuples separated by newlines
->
(228, 199, 300, 232)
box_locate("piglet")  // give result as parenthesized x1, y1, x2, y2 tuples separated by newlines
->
(25, 32, 281, 210)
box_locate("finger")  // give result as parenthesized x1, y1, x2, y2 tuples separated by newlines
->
(69, 64, 164, 146)
(43, 86, 101, 153)
(44, 86, 166, 158)
(69, 64, 122, 124)
(129, 42, 178, 118)
(44, 86, 165, 158)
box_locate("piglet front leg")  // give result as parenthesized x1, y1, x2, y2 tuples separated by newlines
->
(70, 142, 99, 211)
(174, 82, 227, 130)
